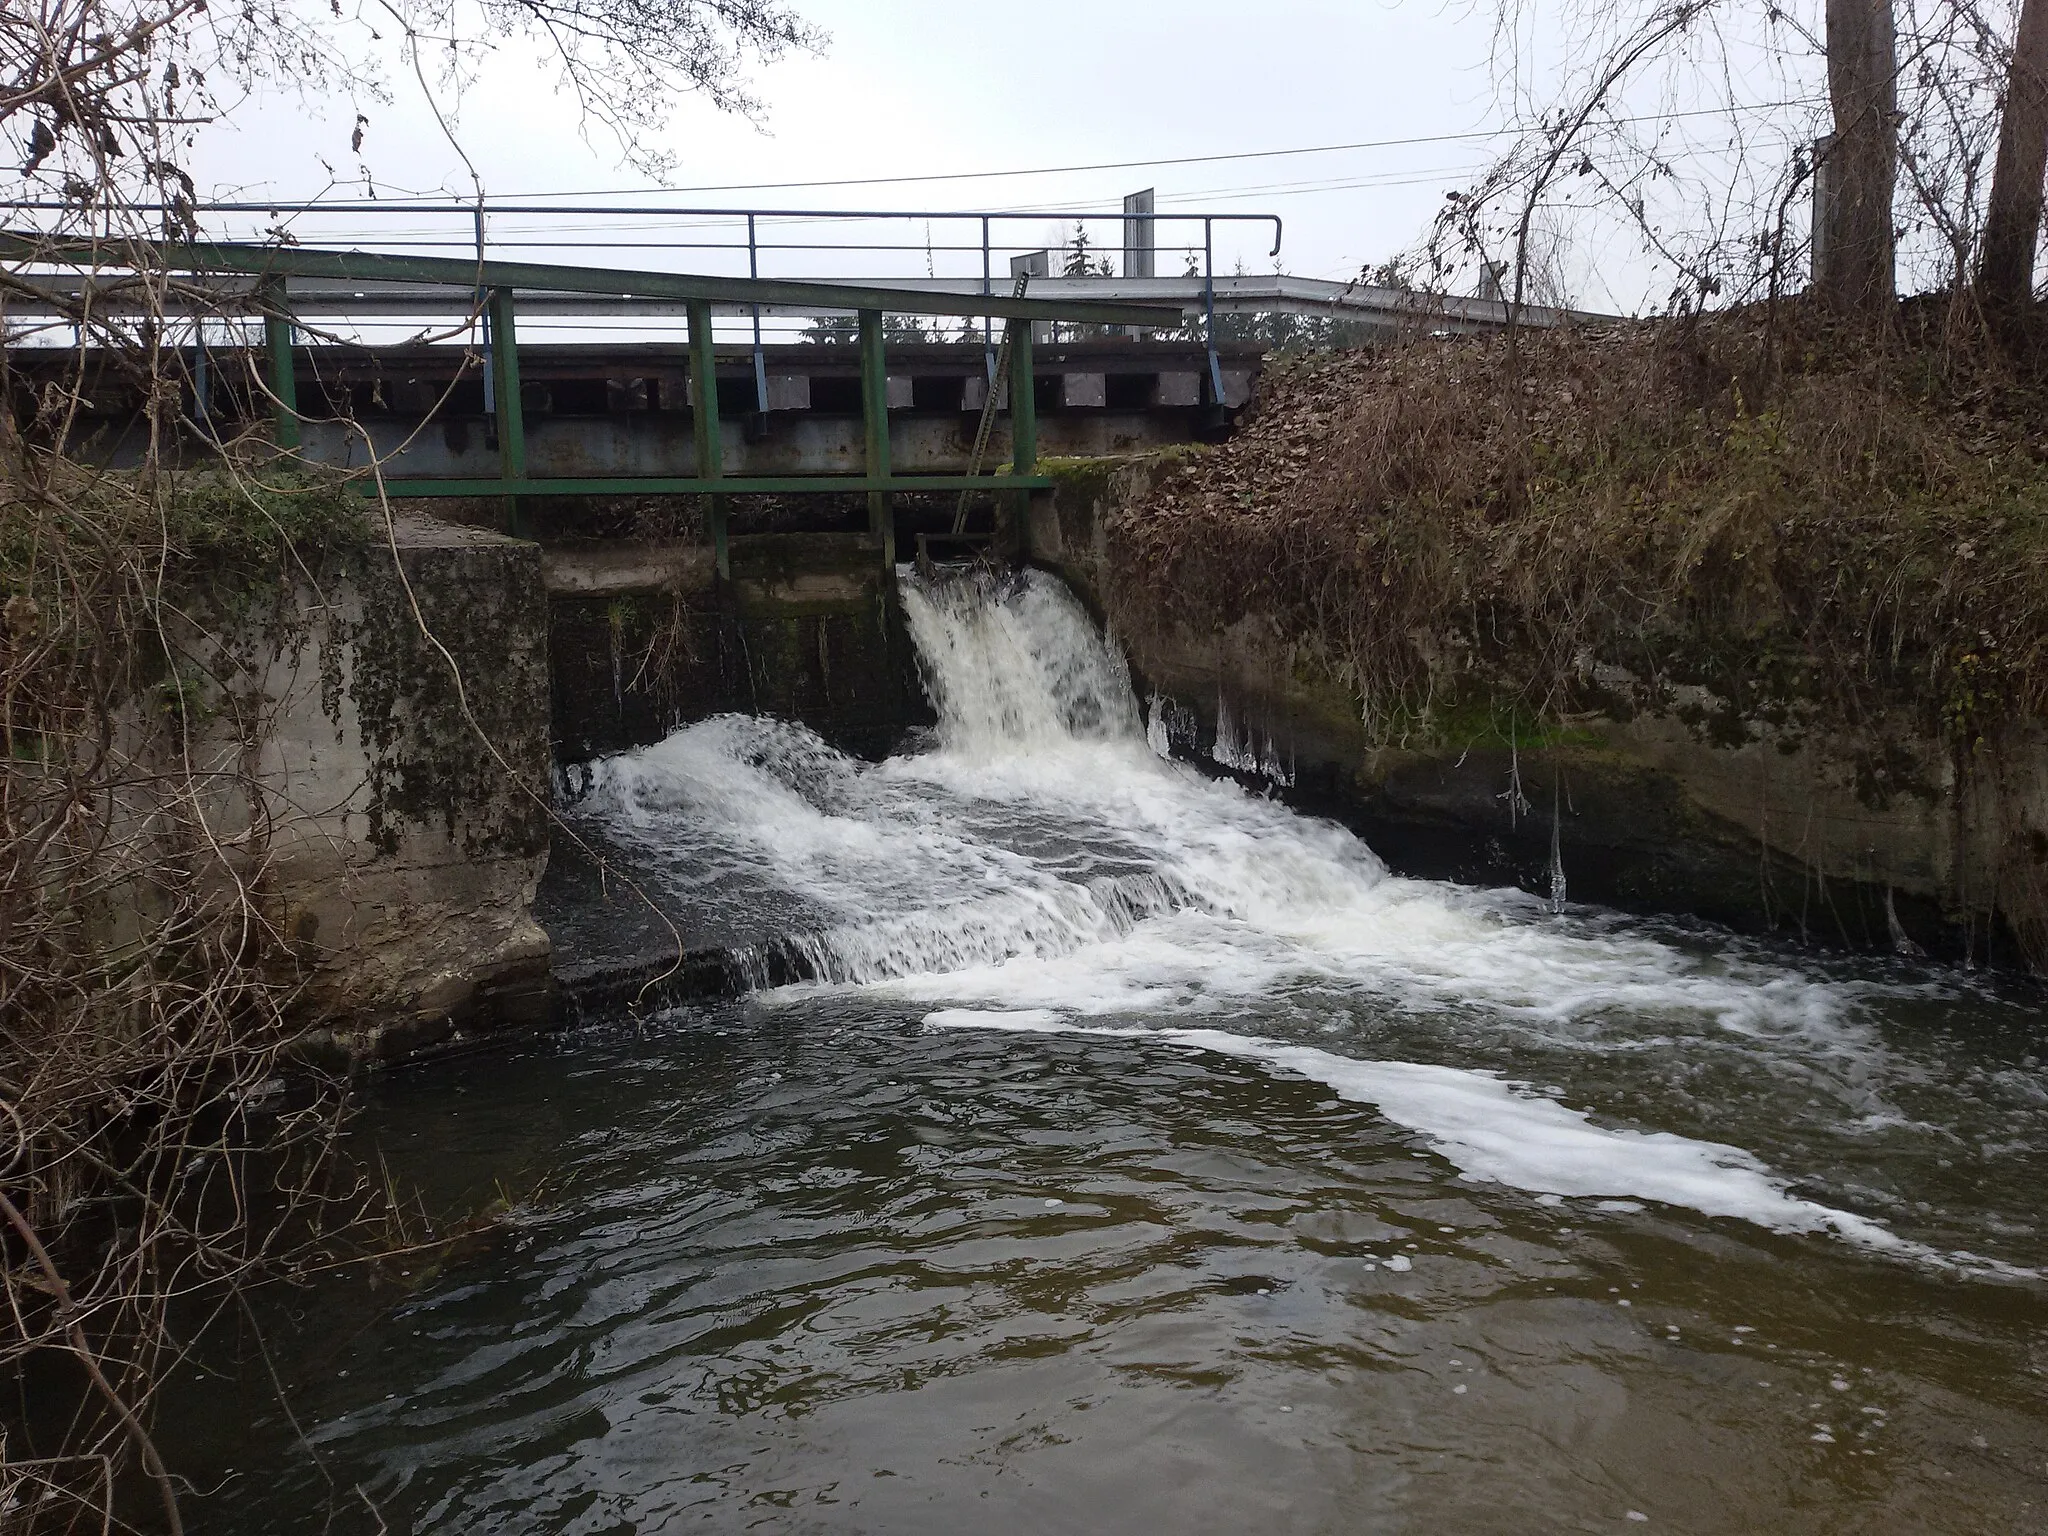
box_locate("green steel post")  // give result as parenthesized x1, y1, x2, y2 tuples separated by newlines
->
(688, 299, 728, 580)
(858, 307, 894, 566)
(261, 279, 299, 452)
(1007, 319, 1036, 529)
(487, 285, 527, 536)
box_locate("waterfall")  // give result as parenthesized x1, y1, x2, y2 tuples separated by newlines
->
(576, 566, 1850, 1033)
(896, 567, 1141, 755)
(562, 566, 1977, 1259)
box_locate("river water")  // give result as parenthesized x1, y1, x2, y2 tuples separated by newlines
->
(178, 569, 2048, 1533)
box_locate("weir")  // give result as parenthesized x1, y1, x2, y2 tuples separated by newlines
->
(545, 568, 1168, 1012)
(156, 536, 2048, 1536)
(545, 563, 2001, 1262)
(0, 212, 1614, 1044)
(12, 211, 1981, 1050)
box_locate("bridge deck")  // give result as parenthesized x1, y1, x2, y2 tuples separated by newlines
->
(4, 235, 1600, 573)
(19, 339, 1256, 495)
(4, 270, 1589, 332)
(2, 242, 1220, 572)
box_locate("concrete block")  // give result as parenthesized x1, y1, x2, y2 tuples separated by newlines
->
(765, 373, 811, 411)
(1062, 373, 1107, 408)
(1157, 371, 1201, 407)
(887, 375, 914, 410)
(1222, 369, 1254, 408)
(213, 513, 556, 1060)
(542, 542, 716, 596)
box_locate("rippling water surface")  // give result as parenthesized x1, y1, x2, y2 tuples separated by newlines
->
(174, 570, 2048, 1533)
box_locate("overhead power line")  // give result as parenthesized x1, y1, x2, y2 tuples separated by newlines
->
(351, 99, 1826, 204)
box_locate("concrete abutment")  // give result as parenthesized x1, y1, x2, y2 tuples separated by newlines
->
(1028, 457, 2045, 969)
(280, 450, 2048, 1065)
(229, 515, 554, 1061)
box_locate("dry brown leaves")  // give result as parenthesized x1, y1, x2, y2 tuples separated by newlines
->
(1101, 308, 2048, 737)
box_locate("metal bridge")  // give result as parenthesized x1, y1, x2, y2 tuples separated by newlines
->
(1, 202, 1592, 572)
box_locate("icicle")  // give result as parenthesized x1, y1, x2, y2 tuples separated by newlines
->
(1548, 775, 1568, 916)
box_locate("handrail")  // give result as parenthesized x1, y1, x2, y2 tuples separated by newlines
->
(0, 235, 1180, 327)
(2, 200, 1282, 410)
(0, 200, 1281, 252)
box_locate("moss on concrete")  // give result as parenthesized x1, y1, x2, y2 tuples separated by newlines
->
(548, 534, 930, 764)
(1027, 325, 2048, 966)
(341, 530, 551, 861)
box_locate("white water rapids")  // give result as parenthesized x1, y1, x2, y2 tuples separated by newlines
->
(573, 567, 2017, 1269)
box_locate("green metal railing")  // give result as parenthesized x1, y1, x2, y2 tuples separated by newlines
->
(6, 235, 1180, 576)
(5, 199, 1285, 408)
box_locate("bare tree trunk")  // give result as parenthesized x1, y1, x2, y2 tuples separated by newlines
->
(1819, 0, 1899, 320)
(1981, 0, 2048, 316)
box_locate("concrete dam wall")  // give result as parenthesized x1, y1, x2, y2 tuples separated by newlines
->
(1029, 458, 2048, 968)
(199, 514, 554, 1060)
(281, 456, 2048, 1064)
(256, 513, 931, 1055)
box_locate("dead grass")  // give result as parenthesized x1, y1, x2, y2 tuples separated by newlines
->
(1108, 304, 2048, 749)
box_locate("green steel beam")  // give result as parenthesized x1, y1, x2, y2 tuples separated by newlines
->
(858, 308, 894, 565)
(1007, 319, 1039, 532)
(486, 285, 526, 536)
(687, 299, 729, 580)
(261, 278, 299, 451)
(1008, 320, 1037, 476)
(0, 234, 1178, 327)
(356, 474, 1055, 498)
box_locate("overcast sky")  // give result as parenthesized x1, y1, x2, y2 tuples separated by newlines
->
(186, 0, 1832, 315)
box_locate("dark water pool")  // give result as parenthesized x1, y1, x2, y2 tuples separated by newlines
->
(168, 985, 2048, 1535)
(161, 568, 2048, 1534)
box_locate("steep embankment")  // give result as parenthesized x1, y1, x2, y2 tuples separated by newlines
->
(1038, 310, 2048, 966)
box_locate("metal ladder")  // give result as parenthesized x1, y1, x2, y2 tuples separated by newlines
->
(950, 272, 1030, 536)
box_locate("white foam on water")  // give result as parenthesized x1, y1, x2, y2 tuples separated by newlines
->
(582, 571, 1866, 1050)
(1145, 695, 1175, 760)
(901, 569, 1141, 757)
(574, 567, 2032, 1269)
(891, 572, 1867, 1050)
(920, 1008, 2031, 1269)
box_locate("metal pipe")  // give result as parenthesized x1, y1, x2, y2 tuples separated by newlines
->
(982, 215, 995, 382)
(190, 319, 208, 424)
(367, 473, 1058, 497)
(148, 237, 1222, 255)
(486, 285, 526, 535)
(688, 297, 728, 578)
(1, 200, 1283, 259)
(858, 307, 894, 567)
(262, 278, 299, 451)
(1008, 316, 1037, 537)
(6, 242, 1174, 327)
